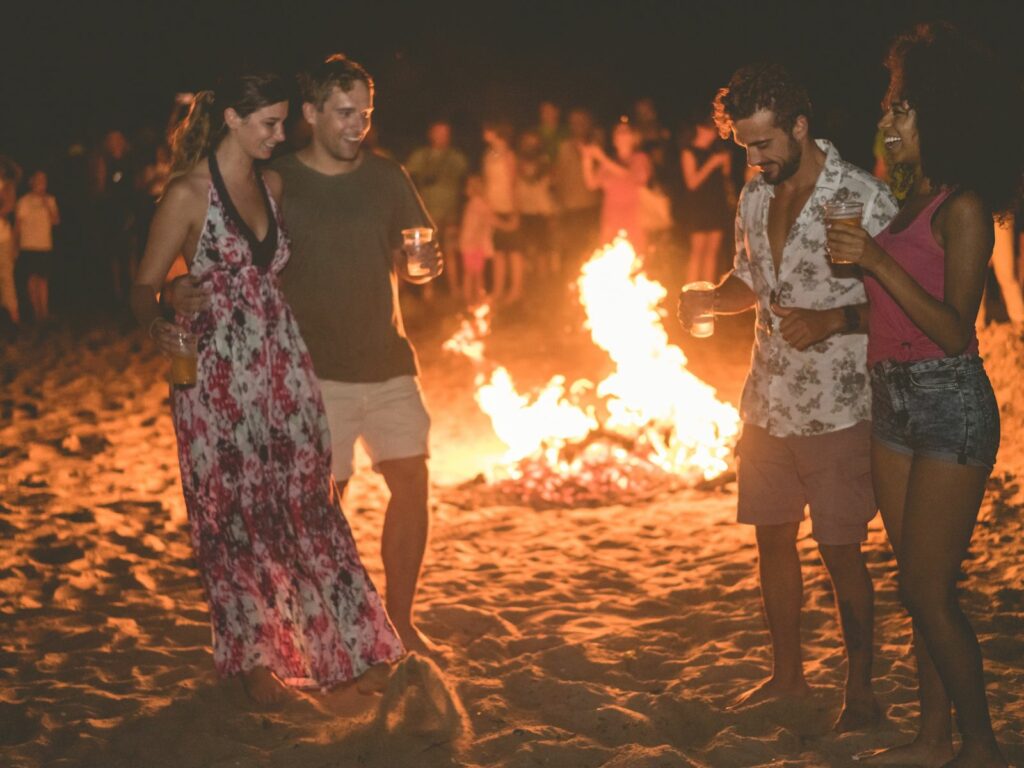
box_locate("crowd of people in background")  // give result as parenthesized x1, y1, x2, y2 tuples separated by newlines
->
(2, 86, 1024, 335)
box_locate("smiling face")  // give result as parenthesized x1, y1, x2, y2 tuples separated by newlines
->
(226, 101, 288, 160)
(878, 98, 921, 166)
(304, 81, 374, 163)
(732, 108, 803, 185)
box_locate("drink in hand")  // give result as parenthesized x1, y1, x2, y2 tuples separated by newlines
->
(823, 201, 864, 265)
(401, 227, 435, 277)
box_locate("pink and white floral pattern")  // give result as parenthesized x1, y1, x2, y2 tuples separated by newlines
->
(170, 177, 404, 688)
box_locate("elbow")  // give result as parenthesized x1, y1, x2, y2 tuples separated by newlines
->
(940, 329, 974, 357)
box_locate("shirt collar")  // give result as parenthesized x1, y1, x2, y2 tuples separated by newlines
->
(757, 138, 843, 198)
(815, 139, 844, 193)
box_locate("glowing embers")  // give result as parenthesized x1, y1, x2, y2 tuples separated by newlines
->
(444, 236, 740, 506)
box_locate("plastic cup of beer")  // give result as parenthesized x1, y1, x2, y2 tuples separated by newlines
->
(823, 201, 864, 264)
(681, 281, 716, 338)
(401, 227, 435, 278)
(168, 329, 198, 387)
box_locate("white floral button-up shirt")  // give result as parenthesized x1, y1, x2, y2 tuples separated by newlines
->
(733, 140, 898, 436)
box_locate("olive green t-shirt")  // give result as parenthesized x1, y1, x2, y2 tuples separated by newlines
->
(272, 152, 432, 383)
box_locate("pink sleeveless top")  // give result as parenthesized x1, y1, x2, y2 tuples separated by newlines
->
(866, 189, 978, 365)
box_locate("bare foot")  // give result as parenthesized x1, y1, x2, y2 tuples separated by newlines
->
(356, 662, 393, 695)
(395, 623, 442, 655)
(940, 740, 1008, 767)
(855, 740, 954, 766)
(241, 667, 289, 707)
(834, 695, 883, 733)
(729, 676, 812, 709)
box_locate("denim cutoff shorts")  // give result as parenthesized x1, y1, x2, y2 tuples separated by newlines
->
(870, 355, 999, 469)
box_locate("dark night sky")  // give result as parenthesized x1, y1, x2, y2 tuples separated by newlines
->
(2, 0, 1023, 171)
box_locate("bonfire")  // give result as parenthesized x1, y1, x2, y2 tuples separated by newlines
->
(444, 236, 740, 507)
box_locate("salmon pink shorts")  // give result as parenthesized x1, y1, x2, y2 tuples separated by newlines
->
(736, 420, 875, 545)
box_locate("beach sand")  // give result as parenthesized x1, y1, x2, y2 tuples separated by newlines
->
(1, 298, 1022, 768)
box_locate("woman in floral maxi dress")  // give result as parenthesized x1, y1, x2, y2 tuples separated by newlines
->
(130, 74, 404, 704)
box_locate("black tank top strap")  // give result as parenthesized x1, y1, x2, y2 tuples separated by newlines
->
(208, 153, 277, 269)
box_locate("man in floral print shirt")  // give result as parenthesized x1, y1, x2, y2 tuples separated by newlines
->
(679, 63, 898, 731)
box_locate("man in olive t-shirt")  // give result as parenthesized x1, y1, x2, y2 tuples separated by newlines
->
(169, 56, 442, 654)
(274, 150, 428, 383)
(276, 56, 442, 654)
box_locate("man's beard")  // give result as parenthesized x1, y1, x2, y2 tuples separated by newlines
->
(764, 138, 802, 185)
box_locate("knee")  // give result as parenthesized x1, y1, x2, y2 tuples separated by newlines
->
(819, 543, 867, 576)
(381, 457, 429, 498)
(896, 572, 950, 622)
(754, 523, 799, 556)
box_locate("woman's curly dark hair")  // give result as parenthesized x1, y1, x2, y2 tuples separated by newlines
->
(886, 21, 1024, 215)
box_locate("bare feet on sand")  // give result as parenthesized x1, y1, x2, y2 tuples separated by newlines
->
(317, 672, 388, 717)
(395, 623, 442, 655)
(938, 741, 1008, 767)
(855, 739, 954, 766)
(729, 676, 812, 709)
(355, 662, 394, 695)
(834, 694, 883, 733)
(241, 667, 290, 706)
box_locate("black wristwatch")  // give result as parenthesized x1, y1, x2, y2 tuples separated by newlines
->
(842, 304, 859, 334)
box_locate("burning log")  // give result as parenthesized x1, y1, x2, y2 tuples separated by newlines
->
(443, 236, 741, 508)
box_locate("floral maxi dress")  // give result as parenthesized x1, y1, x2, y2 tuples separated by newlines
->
(171, 158, 404, 688)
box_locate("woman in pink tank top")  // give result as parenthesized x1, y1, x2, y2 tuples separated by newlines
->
(827, 23, 1021, 767)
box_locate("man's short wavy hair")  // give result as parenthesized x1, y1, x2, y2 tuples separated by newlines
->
(712, 62, 812, 139)
(299, 54, 374, 111)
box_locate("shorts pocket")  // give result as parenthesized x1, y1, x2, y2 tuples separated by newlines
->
(907, 383, 967, 455)
(907, 365, 959, 391)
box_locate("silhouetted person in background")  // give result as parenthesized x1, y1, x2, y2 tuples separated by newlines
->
(680, 119, 734, 284)
(89, 130, 138, 304)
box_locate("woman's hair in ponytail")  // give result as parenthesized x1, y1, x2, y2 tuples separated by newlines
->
(170, 73, 289, 175)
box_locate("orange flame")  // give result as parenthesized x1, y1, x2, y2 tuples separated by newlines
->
(444, 236, 740, 497)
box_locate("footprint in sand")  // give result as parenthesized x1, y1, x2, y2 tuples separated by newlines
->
(28, 537, 85, 566)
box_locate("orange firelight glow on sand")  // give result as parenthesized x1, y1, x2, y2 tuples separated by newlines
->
(444, 236, 740, 504)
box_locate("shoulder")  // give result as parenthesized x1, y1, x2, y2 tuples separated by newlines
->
(365, 151, 404, 174)
(938, 189, 990, 234)
(738, 175, 765, 205)
(838, 160, 890, 198)
(160, 171, 208, 215)
(267, 152, 299, 178)
(369, 153, 416, 184)
(836, 161, 898, 216)
(262, 168, 283, 204)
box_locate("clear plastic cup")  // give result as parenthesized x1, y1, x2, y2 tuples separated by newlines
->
(823, 201, 864, 264)
(168, 329, 198, 387)
(681, 281, 716, 338)
(401, 227, 435, 278)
